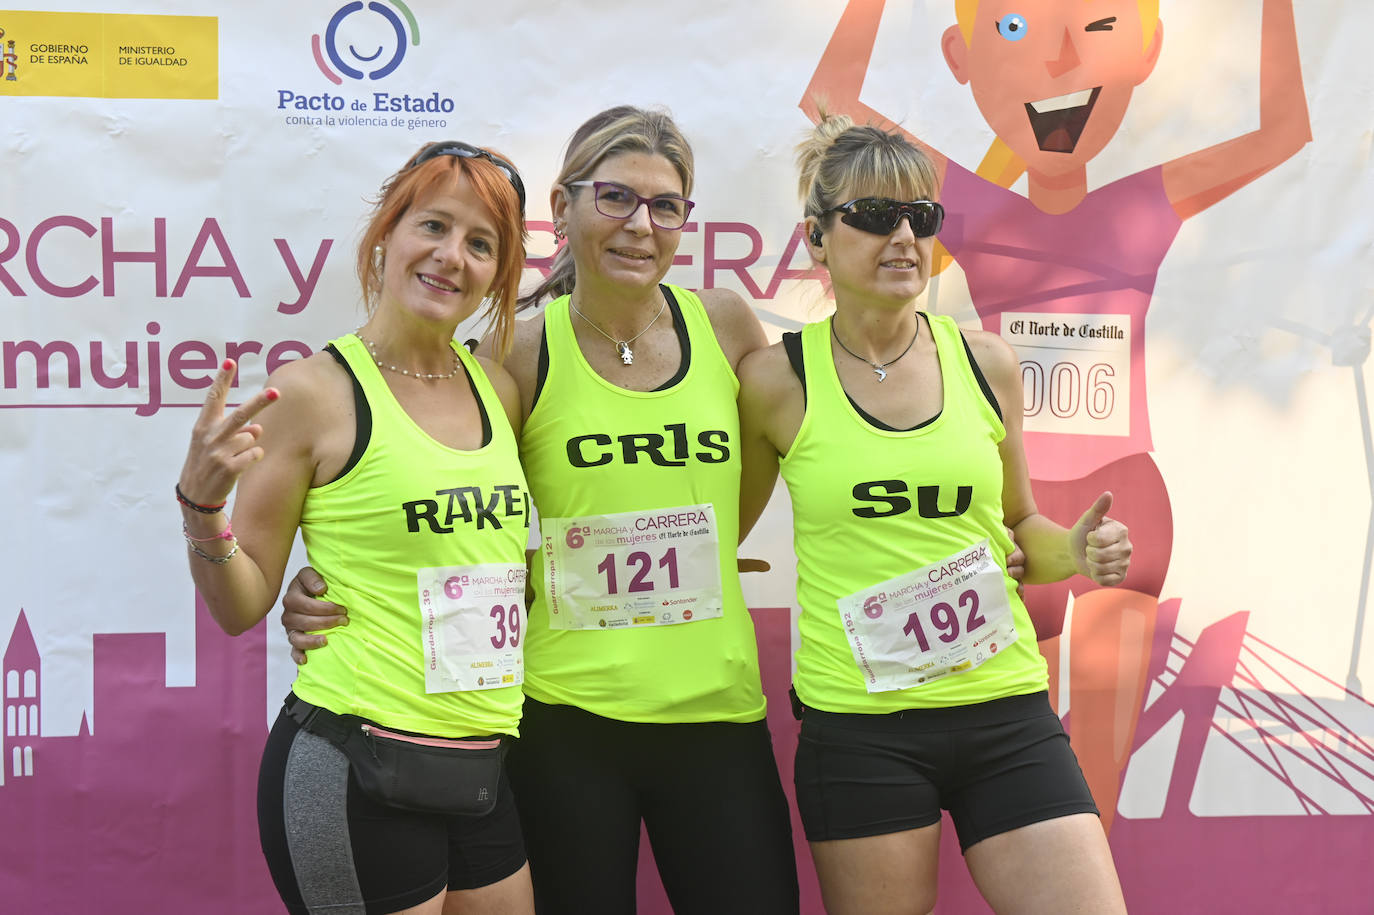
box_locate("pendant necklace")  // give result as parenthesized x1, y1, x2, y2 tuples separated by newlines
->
(831, 317, 919, 382)
(570, 296, 667, 365)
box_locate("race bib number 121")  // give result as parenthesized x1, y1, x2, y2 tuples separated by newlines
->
(542, 504, 723, 630)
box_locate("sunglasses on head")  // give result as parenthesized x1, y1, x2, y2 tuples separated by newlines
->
(827, 198, 944, 238)
(409, 140, 526, 215)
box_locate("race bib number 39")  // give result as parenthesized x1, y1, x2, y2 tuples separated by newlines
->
(837, 540, 1018, 693)
(1002, 311, 1130, 438)
(543, 504, 723, 630)
(418, 563, 526, 693)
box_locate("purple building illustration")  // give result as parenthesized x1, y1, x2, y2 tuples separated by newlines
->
(0, 601, 280, 912)
(4, 610, 40, 781)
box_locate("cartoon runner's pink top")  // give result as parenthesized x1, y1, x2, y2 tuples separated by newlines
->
(938, 160, 1181, 480)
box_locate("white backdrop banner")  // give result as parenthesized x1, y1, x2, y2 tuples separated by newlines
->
(2, 2, 1372, 912)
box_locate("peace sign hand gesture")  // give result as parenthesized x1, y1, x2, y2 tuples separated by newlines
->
(177, 359, 279, 508)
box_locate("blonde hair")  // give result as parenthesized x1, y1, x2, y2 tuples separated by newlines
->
(797, 111, 940, 225)
(519, 106, 694, 309)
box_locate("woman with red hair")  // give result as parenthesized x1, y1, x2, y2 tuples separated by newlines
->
(178, 141, 536, 914)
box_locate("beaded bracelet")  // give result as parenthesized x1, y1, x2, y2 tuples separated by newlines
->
(182, 520, 233, 543)
(176, 483, 226, 514)
(185, 537, 238, 564)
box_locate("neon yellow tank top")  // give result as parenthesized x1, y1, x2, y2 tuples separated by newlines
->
(292, 334, 531, 736)
(520, 286, 765, 723)
(780, 314, 1047, 712)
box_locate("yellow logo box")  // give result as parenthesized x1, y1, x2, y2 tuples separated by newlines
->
(0, 10, 216, 99)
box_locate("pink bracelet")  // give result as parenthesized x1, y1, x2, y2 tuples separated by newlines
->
(182, 519, 234, 542)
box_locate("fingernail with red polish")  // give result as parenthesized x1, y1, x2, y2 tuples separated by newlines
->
(266, 388, 280, 401)
(221, 359, 234, 371)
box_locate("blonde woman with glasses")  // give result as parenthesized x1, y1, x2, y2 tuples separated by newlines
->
(281, 108, 800, 914)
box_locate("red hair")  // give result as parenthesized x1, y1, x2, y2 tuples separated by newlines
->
(357, 146, 527, 358)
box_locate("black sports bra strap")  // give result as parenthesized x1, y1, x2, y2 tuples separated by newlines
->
(782, 331, 806, 406)
(324, 343, 371, 483)
(959, 332, 1002, 422)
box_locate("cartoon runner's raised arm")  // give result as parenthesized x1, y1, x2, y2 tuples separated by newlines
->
(807, 0, 1309, 218)
(1154, 0, 1309, 218)
(804, 0, 952, 182)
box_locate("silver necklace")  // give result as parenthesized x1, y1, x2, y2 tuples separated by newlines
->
(357, 332, 462, 381)
(831, 318, 919, 382)
(570, 296, 666, 365)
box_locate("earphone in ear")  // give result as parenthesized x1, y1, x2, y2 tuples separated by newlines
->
(809, 226, 823, 246)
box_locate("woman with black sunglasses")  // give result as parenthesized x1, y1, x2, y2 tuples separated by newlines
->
(177, 142, 536, 913)
(281, 107, 799, 914)
(735, 113, 1133, 913)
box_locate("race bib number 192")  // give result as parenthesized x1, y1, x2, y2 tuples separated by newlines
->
(836, 540, 1018, 693)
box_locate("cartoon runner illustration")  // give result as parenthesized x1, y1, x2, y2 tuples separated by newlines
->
(805, 0, 1310, 832)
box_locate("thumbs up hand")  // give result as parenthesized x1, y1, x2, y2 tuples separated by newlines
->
(1069, 491, 1132, 586)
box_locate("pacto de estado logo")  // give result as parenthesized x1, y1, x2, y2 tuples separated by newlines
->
(312, 1, 417, 84)
(281, 0, 453, 125)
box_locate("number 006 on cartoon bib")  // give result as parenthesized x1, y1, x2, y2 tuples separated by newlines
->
(837, 540, 1019, 693)
(1002, 311, 1130, 438)
(417, 563, 526, 693)
(542, 504, 723, 630)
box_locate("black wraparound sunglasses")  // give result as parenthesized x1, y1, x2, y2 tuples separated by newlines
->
(409, 140, 526, 215)
(827, 197, 944, 238)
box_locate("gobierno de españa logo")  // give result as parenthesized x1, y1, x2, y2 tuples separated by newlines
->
(280, 0, 456, 129)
